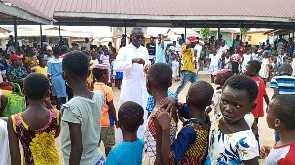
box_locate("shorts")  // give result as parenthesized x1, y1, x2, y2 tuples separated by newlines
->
(99, 126, 115, 147)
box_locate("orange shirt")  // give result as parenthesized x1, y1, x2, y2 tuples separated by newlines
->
(93, 82, 115, 127)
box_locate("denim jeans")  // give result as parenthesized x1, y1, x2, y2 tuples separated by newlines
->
(176, 71, 198, 94)
(255, 118, 260, 152)
(275, 130, 280, 142)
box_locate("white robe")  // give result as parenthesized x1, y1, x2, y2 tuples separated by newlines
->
(114, 43, 149, 142)
(0, 119, 10, 165)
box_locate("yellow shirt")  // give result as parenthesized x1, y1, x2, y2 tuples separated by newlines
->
(35, 66, 48, 76)
(181, 45, 195, 72)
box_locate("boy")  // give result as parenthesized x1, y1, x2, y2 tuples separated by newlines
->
(142, 63, 178, 164)
(244, 60, 270, 150)
(61, 52, 105, 165)
(156, 80, 214, 164)
(105, 101, 144, 165)
(92, 64, 117, 157)
(261, 95, 295, 165)
(269, 63, 295, 142)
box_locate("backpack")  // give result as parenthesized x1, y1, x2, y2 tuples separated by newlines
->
(2, 83, 26, 117)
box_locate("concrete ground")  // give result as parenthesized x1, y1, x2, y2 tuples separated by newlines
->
(52, 72, 272, 164)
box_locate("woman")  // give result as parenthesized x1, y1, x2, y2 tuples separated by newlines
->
(6, 54, 27, 87)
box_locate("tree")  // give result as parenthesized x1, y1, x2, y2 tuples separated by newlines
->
(200, 28, 212, 41)
(240, 28, 250, 41)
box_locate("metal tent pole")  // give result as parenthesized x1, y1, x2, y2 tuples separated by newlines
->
(14, 16, 18, 53)
(40, 24, 43, 52)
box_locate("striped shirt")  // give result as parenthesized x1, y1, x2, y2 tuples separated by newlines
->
(270, 74, 295, 94)
(146, 90, 178, 113)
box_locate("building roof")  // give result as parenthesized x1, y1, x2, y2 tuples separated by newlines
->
(0, 0, 53, 24)
(7, 0, 295, 28)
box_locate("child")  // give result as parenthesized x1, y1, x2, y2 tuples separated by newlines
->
(61, 51, 105, 165)
(156, 80, 214, 164)
(105, 101, 144, 165)
(241, 47, 253, 74)
(223, 50, 232, 70)
(206, 69, 258, 135)
(92, 64, 118, 157)
(47, 46, 67, 110)
(142, 63, 178, 165)
(259, 51, 270, 85)
(206, 49, 219, 83)
(7, 73, 61, 165)
(260, 95, 295, 164)
(244, 60, 270, 152)
(171, 54, 179, 81)
(35, 57, 48, 76)
(231, 48, 241, 75)
(205, 75, 259, 165)
(24, 47, 39, 73)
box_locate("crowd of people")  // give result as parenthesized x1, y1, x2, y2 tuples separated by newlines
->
(0, 27, 294, 165)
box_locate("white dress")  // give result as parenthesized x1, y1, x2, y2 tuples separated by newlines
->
(114, 43, 149, 142)
(242, 54, 252, 73)
(259, 58, 270, 79)
(172, 60, 179, 78)
(208, 54, 219, 74)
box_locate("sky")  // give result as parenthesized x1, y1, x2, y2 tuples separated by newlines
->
(1, 25, 271, 38)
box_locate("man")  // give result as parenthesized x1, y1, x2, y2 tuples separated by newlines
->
(155, 34, 165, 63)
(58, 36, 66, 47)
(269, 64, 295, 142)
(176, 39, 185, 76)
(108, 42, 116, 54)
(114, 27, 149, 142)
(83, 38, 92, 51)
(232, 35, 241, 49)
(146, 37, 156, 60)
(44, 46, 53, 61)
(175, 36, 198, 94)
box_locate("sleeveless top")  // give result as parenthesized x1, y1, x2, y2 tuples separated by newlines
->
(143, 112, 177, 159)
(11, 109, 60, 165)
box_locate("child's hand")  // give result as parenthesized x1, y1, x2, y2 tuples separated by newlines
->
(260, 146, 271, 159)
(159, 97, 177, 113)
(155, 108, 171, 130)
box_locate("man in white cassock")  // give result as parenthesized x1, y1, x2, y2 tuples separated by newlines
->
(114, 27, 149, 142)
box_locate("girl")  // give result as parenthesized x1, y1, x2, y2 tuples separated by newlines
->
(112, 55, 123, 90)
(231, 48, 241, 75)
(241, 48, 252, 74)
(7, 73, 61, 165)
(165, 48, 173, 68)
(100, 48, 111, 86)
(47, 47, 67, 110)
(24, 47, 39, 73)
(34, 57, 48, 77)
(259, 51, 270, 85)
(205, 75, 259, 165)
(206, 49, 219, 83)
(171, 54, 179, 81)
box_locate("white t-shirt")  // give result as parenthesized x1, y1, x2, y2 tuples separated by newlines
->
(194, 44, 202, 56)
(217, 45, 228, 55)
(83, 42, 91, 51)
(209, 54, 219, 66)
(244, 113, 255, 128)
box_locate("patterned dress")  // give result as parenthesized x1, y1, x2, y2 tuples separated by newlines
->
(169, 116, 211, 165)
(205, 116, 259, 165)
(142, 112, 177, 165)
(11, 109, 60, 165)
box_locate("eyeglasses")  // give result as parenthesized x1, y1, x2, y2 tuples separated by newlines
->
(133, 35, 145, 40)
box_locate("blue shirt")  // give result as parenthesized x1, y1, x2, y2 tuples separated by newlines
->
(105, 138, 144, 165)
(146, 90, 178, 113)
(155, 43, 165, 63)
(270, 74, 295, 94)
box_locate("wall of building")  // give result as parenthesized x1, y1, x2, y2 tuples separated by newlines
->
(244, 32, 268, 45)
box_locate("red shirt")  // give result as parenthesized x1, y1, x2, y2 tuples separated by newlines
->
(251, 76, 267, 118)
(237, 46, 244, 55)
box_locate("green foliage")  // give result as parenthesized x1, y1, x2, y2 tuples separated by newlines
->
(200, 28, 212, 40)
(240, 28, 250, 37)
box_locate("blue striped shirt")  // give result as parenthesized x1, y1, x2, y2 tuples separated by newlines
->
(146, 90, 178, 113)
(270, 74, 295, 94)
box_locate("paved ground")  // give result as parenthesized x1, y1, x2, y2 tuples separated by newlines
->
(52, 72, 273, 164)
